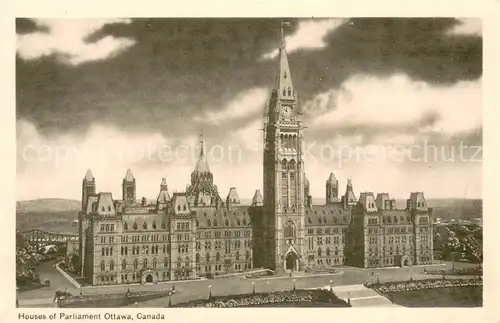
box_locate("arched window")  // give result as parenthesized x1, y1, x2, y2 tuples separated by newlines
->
(143, 222, 148, 230)
(206, 253, 210, 262)
(216, 252, 220, 262)
(100, 260, 106, 272)
(124, 222, 128, 230)
(246, 250, 250, 260)
(177, 205, 181, 211)
(283, 88, 286, 96)
(214, 220, 217, 227)
(185, 256, 190, 267)
(196, 220, 199, 227)
(237, 219, 241, 226)
(101, 248, 105, 256)
(164, 257, 169, 268)
(153, 258, 157, 269)
(318, 247, 322, 257)
(143, 258, 148, 269)
(134, 258, 138, 270)
(122, 259, 127, 270)
(225, 219, 229, 226)
(243, 218, 247, 225)
(208, 220, 211, 226)
(284, 221, 295, 239)
(110, 260, 114, 271)
(287, 87, 291, 96)
(152, 221, 157, 229)
(196, 253, 200, 263)
(326, 248, 331, 256)
(101, 207, 105, 212)
(289, 159, 296, 170)
(161, 221, 166, 229)
(281, 159, 287, 169)
(236, 251, 240, 260)
(133, 222, 138, 230)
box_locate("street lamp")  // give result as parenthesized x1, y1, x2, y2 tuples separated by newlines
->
(208, 285, 212, 299)
(252, 281, 255, 294)
(329, 280, 333, 292)
(293, 279, 296, 291)
(377, 273, 380, 284)
(168, 292, 172, 307)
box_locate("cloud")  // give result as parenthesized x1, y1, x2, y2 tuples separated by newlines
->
(17, 19, 136, 65)
(262, 19, 346, 60)
(194, 88, 268, 125)
(307, 74, 482, 136)
(447, 18, 482, 37)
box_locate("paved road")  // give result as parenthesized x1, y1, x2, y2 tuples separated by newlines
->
(18, 260, 479, 307)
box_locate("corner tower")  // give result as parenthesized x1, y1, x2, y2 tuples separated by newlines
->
(262, 22, 306, 271)
(122, 169, 136, 205)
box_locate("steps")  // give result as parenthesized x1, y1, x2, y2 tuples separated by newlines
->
(324, 284, 401, 307)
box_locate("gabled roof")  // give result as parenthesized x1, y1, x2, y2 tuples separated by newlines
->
(96, 192, 115, 217)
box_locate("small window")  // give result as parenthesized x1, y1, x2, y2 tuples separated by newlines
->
(183, 205, 187, 211)
(214, 220, 218, 227)
(124, 222, 128, 230)
(143, 222, 148, 230)
(152, 221, 157, 229)
(225, 219, 229, 226)
(133, 222, 138, 230)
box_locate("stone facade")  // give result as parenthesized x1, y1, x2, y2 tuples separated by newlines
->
(77, 29, 432, 285)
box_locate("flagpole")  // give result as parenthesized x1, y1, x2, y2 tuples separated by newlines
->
(280, 21, 284, 48)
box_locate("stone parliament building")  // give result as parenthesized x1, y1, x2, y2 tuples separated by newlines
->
(78, 33, 433, 286)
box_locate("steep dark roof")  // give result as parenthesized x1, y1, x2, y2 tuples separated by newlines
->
(193, 206, 252, 229)
(305, 204, 351, 226)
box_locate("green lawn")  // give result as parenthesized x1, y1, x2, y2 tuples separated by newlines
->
(387, 286, 482, 307)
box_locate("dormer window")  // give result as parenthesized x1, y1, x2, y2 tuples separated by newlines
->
(183, 205, 187, 211)
(177, 205, 181, 211)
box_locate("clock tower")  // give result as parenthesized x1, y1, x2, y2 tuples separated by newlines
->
(262, 26, 306, 271)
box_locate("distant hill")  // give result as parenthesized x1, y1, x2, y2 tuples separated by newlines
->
(16, 198, 81, 213)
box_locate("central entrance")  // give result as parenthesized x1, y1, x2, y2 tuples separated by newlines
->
(285, 252, 299, 270)
(145, 274, 153, 283)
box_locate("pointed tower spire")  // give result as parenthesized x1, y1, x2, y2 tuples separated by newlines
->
(84, 169, 94, 182)
(277, 21, 294, 100)
(194, 133, 210, 173)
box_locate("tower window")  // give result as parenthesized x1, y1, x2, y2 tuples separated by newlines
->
(287, 87, 291, 96)
(283, 89, 286, 96)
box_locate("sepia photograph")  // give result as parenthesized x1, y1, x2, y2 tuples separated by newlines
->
(15, 17, 483, 310)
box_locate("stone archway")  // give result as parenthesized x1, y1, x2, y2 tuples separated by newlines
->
(285, 251, 299, 271)
(145, 274, 153, 283)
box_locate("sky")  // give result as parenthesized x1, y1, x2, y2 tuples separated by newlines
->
(16, 18, 483, 202)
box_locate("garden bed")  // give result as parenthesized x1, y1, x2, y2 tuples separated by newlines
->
(171, 289, 349, 308)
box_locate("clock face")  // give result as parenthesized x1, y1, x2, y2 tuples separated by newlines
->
(282, 105, 293, 118)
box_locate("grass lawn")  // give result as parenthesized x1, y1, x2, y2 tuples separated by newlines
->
(387, 286, 482, 307)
